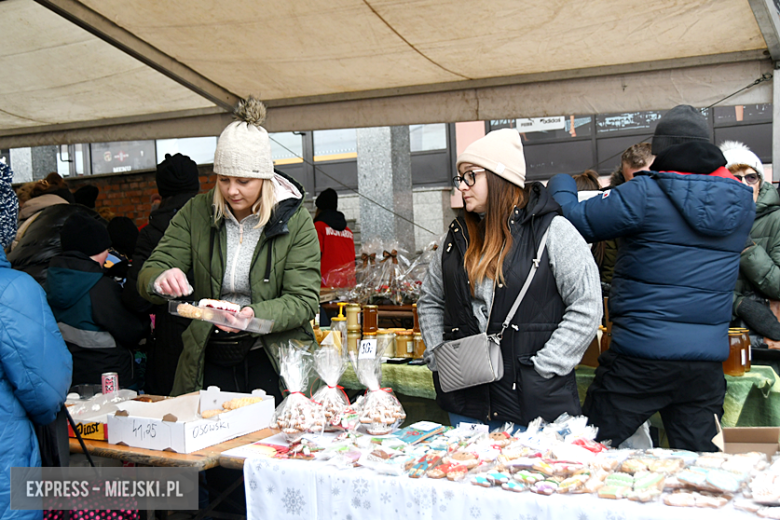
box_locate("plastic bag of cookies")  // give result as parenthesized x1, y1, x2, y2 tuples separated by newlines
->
(353, 354, 405, 435)
(311, 346, 351, 431)
(269, 342, 326, 442)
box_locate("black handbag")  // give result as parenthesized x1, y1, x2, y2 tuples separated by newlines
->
(204, 329, 257, 367)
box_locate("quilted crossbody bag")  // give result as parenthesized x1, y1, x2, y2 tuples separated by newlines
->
(435, 228, 550, 393)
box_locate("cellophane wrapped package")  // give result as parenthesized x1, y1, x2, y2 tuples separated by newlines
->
(354, 355, 406, 435)
(270, 342, 326, 442)
(311, 346, 353, 431)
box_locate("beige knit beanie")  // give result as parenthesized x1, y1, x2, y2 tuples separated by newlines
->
(214, 97, 274, 179)
(456, 128, 526, 188)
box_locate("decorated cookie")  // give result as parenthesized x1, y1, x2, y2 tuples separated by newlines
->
(502, 481, 527, 493)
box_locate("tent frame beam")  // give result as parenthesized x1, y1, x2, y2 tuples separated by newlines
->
(33, 0, 240, 111)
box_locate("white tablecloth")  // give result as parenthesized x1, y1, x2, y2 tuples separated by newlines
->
(243, 458, 759, 520)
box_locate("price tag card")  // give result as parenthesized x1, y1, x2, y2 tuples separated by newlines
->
(358, 338, 378, 359)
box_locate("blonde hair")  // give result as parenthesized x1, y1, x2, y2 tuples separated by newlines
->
(212, 178, 276, 228)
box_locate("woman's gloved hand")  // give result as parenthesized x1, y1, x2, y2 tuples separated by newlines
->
(153, 268, 193, 298)
(423, 345, 438, 371)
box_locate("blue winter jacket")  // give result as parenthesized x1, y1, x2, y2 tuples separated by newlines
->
(0, 248, 72, 520)
(548, 166, 754, 361)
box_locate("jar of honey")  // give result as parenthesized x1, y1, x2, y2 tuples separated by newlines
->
(347, 330, 362, 360)
(363, 305, 378, 334)
(723, 328, 745, 376)
(412, 332, 425, 359)
(395, 330, 414, 358)
(345, 303, 361, 332)
(377, 329, 396, 358)
(412, 303, 420, 333)
(738, 328, 751, 372)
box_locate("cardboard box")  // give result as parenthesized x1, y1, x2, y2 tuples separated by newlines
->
(107, 387, 275, 453)
(68, 419, 108, 441)
(712, 415, 780, 457)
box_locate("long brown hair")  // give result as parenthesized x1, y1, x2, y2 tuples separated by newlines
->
(463, 171, 526, 292)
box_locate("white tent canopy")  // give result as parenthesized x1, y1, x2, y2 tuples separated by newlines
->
(1, 0, 778, 153)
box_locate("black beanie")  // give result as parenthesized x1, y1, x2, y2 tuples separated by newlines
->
(61, 212, 111, 257)
(156, 153, 200, 198)
(107, 216, 139, 258)
(74, 185, 99, 208)
(652, 105, 711, 155)
(315, 188, 338, 211)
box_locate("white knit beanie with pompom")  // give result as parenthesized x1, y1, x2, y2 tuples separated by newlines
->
(214, 97, 274, 179)
(720, 140, 765, 182)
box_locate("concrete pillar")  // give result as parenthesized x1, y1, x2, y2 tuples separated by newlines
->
(9, 148, 33, 183)
(356, 126, 414, 252)
(774, 63, 780, 181)
(31, 145, 58, 180)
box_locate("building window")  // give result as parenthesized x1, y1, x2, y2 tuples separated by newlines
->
(313, 129, 357, 161)
(410, 124, 447, 152)
(269, 132, 304, 165)
(156, 137, 217, 165)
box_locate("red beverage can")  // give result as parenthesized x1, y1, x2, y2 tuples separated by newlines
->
(102, 372, 119, 394)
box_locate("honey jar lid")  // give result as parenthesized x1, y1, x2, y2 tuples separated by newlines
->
(396, 330, 413, 336)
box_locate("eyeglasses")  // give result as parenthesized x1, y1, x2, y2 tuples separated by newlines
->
(734, 173, 760, 185)
(452, 168, 486, 189)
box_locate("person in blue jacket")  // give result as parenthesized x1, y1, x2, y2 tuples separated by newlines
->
(547, 105, 755, 451)
(0, 162, 72, 520)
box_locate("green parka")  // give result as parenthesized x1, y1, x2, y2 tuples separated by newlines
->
(734, 182, 780, 313)
(138, 173, 321, 395)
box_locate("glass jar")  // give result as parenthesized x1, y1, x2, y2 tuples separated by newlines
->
(345, 303, 361, 333)
(330, 317, 347, 357)
(395, 330, 414, 358)
(723, 328, 745, 377)
(347, 330, 362, 360)
(738, 328, 751, 372)
(363, 305, 379, 334)
(412, 332, 425, 359)
(377, 329, 396, 358)
(412, 303, 420, 333)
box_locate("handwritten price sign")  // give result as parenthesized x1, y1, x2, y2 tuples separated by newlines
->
(358, 338, 377, 359)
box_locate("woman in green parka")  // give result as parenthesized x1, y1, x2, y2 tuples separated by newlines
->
(138, 98, 320, 399)
(722, 141, 780, 349)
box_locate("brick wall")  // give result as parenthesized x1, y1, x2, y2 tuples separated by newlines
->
(65, 165, 217, 227)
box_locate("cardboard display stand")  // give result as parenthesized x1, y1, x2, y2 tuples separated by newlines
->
(107, 387, 275, 453)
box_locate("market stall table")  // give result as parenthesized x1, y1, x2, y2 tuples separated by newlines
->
(341, 363, 780, 427)
(242, 457, 756, 520)
(68, 428, 275, 470)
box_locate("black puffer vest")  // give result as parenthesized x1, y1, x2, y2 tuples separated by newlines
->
(433, 183, 581, 425)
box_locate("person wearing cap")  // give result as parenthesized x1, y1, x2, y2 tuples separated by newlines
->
(122, 152, 200, 396)
(417, 129, 602, 428)
(0, 162, 71, 520)
(137, 98, 320, 401)
(45, 212, 149, 387)
(548, 105, 755, 451)
(722, 141, 780, 350)
(314, 188, 356, 288)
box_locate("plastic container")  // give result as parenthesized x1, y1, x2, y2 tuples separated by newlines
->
(377, 329, 396, 358)
(395, 330, 414, 358)
(169, 301, 273, 333)
(330, 303, 348, 359)
(723, 328, 745, 377)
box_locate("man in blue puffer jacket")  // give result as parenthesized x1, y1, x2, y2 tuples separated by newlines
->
(0, 162, 72, 519)
(548, 105, 755, 451)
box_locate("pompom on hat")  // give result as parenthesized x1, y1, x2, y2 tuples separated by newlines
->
(213, 97, 274, 180)
(720, 140, 765, 182)
(456, 129, 526, 188)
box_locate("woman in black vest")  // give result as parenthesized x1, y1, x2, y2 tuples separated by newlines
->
(418, 129, 602, 428)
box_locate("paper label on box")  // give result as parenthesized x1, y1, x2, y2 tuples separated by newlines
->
(359, 338, 377, 359)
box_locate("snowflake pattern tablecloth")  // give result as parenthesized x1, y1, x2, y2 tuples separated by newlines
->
(243, 458, 758, 520)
